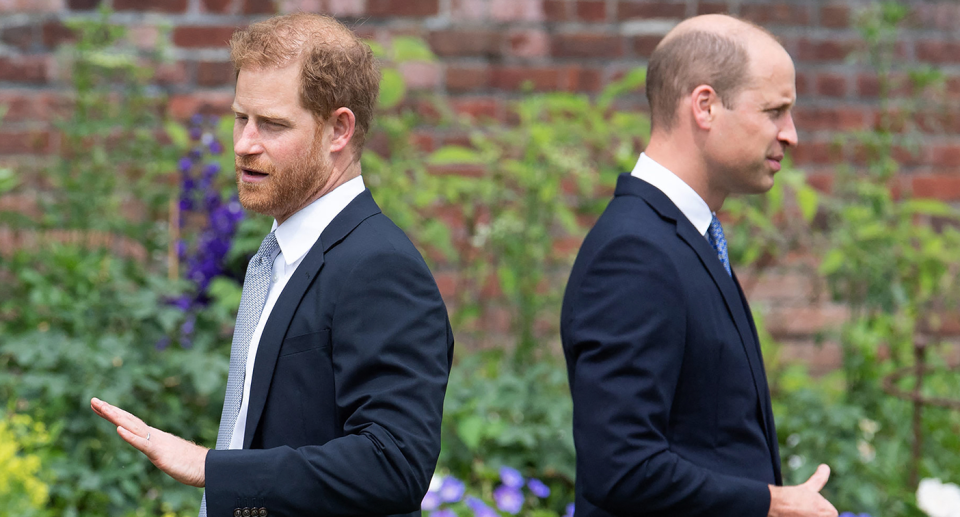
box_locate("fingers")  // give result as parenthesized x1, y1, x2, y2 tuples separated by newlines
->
(802, 464, 831, 492)
(90, 398, 151, 442)
(116, 424, 153, 455)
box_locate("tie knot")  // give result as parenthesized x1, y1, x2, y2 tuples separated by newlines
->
(256, 231, 280, 263)
(707, 215, 731, 276)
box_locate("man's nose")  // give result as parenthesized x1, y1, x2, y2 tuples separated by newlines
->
(779, 114, 799, 148)
(234, 122, 264, 156)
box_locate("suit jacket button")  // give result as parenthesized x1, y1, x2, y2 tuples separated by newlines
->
(259, 508, 268, 516)
(242, 508, 251, 517)
(234, 510, 242, 517)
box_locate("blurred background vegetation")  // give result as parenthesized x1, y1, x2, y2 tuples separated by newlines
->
(1, 2, 959, 516)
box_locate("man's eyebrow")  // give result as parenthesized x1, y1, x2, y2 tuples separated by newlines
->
(230, 105, 293, 123)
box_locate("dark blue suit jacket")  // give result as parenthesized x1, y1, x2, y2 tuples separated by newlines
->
(561, 174, 781, 517)
(205, 190, 454, 516)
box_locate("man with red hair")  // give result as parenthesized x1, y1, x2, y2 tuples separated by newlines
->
(92, 13, 453, 517)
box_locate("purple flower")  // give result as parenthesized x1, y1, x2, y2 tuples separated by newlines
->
(202, 162, 221, 178)
(564, 502, 575, 517)
(171, 295, 191, 312)
(420, 491, 441, 511)
(189, 148, 203, 161)
(430, 510, 456, 517)
(209, 140, 225, 154)
(190, 113, 204, 126)
(493, 485, 524, 514)
(527, 478, 550, 498)
(465, 497, 486, 512)
(438, 477, 465, 503)
(500, 466, 524, 489)
(178, 156, 193, 173)
(155, 336, 171, 351)
(176, 239, 187, 259)
(839, 514, 871, 517)
(179, 197, 193, 212)
(189, 126, 203, 141)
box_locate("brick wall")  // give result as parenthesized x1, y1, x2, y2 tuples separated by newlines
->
(2, 0, 960, 369)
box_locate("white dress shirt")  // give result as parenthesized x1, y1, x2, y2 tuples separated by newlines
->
(630, 153, 713, 236)
(228, 175, 366, 449)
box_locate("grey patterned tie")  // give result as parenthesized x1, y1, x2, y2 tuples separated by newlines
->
(199, 230, 279, 517)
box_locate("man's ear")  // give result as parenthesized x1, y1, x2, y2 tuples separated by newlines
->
(328, 107, 356, 153)
(690, 85, 719, 130)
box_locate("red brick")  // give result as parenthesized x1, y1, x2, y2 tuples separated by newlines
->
(197, 61, 235, 87)
(796, 38, 858, 62)
(507, 29, 550, 58)
(445, 66, 492, 93)
(947, 77, 960, 99)
(740, 2, 810, 24)
(114, 0, 187, 13)
(916, 40, 960, 64)
(166, 92, 235, 120)
(857, 74, 880, 97)
(0, 56, 48, 84)
(491, 0, 543, 21)
(820, 4, 850, 27)
(449, 0, 486, 20)
(543, 0, 571, 21)
(153, 61, 188, 85)
(450, 97, 503, 121)
(367, 0, 439, 17)
(172, 26, 238, 48)
(576, 0, 606, 21)
(492, 66, 561, 91)
(793, 106, 866, 132)
(765, 305, 848, 337)
(815, 73, 847, 98)
(789, 140, 841, 166)
(912, 174, 960, 201)
(0, 92, 49, 122)
(202, 0, 234, 12)
(2, 25, 35, 51)
(552, 33, 622, 58)
(0, 129, 51, 154)
(428, 29, 501, 57)
(42, 21, 76, 47)
(697, 2, 727, 15)
(243, 0, 274, 14)
(618, 1, 685, 19)
(67, 0, 100, 9)
(794, 71, 810, 96)
(779, 341, 842, 373)
(930, 145, 960, 167)
(569, 67, 602, 92)
(0, 0, 62, 12)
(632, 35, 661, 58)
(400, 61, 441, 90)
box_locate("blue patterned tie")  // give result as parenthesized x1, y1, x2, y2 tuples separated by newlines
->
(707, 214, 731, 276)
(199, 230, 279, 517)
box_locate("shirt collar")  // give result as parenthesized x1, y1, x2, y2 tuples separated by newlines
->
(271, 175, 366, 266)
(630, 153, 713, 236)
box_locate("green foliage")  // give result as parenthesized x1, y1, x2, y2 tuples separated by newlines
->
(0, 412, 55, 516)
(440, 353, 575, 513)
(0, 8, 229, 515)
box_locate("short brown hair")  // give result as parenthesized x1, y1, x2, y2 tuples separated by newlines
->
(645, 30, 750, 133)
(230, 13, 381, 154)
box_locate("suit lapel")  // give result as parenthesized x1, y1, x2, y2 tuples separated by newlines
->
(242, 190, 382, 448)
(618, 174, 776, 453)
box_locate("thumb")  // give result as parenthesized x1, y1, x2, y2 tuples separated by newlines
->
(802, 464, 831, 492)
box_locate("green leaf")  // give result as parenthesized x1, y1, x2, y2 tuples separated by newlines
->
(164, 121, 190, 149)
(364, 39, 387, 59)
(0, 167, 18, 194)
(208, 277, 242, 314)
(902, 199, 954, 217)
(819, 249, 845, 275)
(378, 68, 406, 109)
(457, 414, 485, 450)
(797, 186, 819, 222)
(391, 36, 436, 63)
(427, 145, 484, 165)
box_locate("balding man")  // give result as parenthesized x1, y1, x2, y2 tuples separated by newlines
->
(561, 15, 837, 517)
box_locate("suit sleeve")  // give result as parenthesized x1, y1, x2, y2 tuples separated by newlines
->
(564, 235, 770, 517)
(205, 245, 453, 516)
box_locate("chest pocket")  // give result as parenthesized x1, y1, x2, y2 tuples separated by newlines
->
(279, 329, 331, 357)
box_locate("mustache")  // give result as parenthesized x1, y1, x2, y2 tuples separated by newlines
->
(235, 156, 273, 174)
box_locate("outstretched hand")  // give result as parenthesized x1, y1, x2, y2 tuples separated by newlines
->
(90, 397, 208, 487)
(768, 464, 838, 517)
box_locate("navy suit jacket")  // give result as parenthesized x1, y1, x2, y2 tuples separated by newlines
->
(205, 190, 454, 516)
(561, 174, 781, 517)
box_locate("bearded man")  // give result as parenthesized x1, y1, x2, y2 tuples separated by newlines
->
(92, 13, 454, 517)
